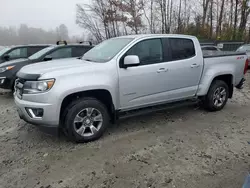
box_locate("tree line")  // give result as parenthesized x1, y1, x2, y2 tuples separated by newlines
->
(76, 0, 250, 42)
(0, 24, 84, 46)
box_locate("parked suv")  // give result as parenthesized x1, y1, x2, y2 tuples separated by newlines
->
(14, 34, 247, 142)
(0, 41, 93, 90)
(0, 45, 49, 64)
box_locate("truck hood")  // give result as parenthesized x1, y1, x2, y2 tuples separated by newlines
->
(18, 58, 106, 79)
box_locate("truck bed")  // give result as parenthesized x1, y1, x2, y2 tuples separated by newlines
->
(203, 50, 246, 58)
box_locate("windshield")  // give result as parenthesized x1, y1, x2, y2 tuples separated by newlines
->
(237, 45, 250, 52)
(0, 47, 10, 56)
(82, 38, 134, 62)
(29, 46, 55, 60)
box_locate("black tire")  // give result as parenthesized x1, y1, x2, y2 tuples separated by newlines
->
(203, 80, 229, 112)
(64, 97, 109, 143)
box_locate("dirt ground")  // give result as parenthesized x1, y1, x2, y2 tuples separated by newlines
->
(1, 74, 250, 188)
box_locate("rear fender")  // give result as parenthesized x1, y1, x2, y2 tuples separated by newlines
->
(197, 69, 234, 96)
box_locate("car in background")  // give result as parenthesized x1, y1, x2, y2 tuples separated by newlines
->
(236, 44, 250, 66)
(0, 41, 93, 90)
(201, 45, 221, 51)
(0, 44, 49, 64)
(236, 44, 250, 58)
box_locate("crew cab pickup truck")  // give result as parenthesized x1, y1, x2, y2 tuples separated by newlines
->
(14, 34, 248, 142)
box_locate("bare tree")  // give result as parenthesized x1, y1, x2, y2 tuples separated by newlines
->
(75, 0, 250, 42)
(229, 0, 234, 28)
(177, 0, 182, 33)
(56, 24, 69, 40)
(238, 0, 250, 39)
(121, 0, 144, 34)
(202, 0, 210, 29)
(232, 0, 239, 39)
(216, 0, 225, 37)
(76, 4, 104, 42)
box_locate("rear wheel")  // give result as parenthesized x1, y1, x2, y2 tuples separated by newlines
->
(64, 97, 109, 142)
(203, 80, 229, 111)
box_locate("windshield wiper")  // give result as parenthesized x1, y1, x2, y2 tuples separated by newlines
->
(83, 59, 92, 62)
(82, 58, 96, 62)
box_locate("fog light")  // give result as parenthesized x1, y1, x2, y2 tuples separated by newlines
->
(0, 78, 5, 85)
(25, 108, 44, 118)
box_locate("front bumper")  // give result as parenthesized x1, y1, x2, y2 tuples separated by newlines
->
(14, 95, 60, 135)
(0, 77, 11, 89)
(0, 76, 14, 90)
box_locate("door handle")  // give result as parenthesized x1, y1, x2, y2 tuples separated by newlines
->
(157, 68, 168, 73)
(191, 63, 200, 68)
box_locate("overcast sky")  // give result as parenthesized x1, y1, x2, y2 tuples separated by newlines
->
(0, 0, 90, 36)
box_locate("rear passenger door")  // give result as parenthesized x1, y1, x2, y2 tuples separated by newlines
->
(161, 38, 203, 101)
(72, 46, 92, 57)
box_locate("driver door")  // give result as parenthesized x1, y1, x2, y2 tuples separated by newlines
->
(118, 38, 169, 110)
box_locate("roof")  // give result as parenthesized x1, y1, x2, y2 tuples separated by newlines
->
(9, 43, 93, 48)
(117, 34, 197, 39)
(12, 44, 52, 48)
(56, 44, 93, 47)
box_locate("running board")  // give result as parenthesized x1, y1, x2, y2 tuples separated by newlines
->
(118, 99, 199, 120)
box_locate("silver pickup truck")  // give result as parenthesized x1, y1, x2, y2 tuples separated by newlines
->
(14, 34, 248, 142)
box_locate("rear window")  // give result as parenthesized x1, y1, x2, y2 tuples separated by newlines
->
(73, 46, 92, 57)
(28, 46, 47, 56)
(169, 38, 195, 61)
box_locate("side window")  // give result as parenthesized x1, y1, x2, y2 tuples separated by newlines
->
(8, 48, 28, 59)
(126, 39, 163, 65)
(169, 38, 195, 61)
(28, 47, 45, 56)
(73, 46, 92, 57)
(49, 47, 72, 59)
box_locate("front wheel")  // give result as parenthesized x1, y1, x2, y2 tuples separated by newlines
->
(203, 80, 229, 111)
(64, 97, 109, 142)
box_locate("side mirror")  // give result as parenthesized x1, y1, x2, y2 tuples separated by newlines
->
(3, 54, 10, 61)
(44, 55, 52, 61)
(124, 55, 140, 67)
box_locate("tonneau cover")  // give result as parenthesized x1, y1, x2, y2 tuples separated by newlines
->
(203, 50, 246, 58)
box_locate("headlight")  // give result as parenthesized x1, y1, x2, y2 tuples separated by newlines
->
(23, 79, 55, 94)
(0, 66, 15, 73)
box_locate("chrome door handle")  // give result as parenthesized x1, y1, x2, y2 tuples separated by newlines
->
(191, 64, 200, 68)
(157, 68, 168, 73)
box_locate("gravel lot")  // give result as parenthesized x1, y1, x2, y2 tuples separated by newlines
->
(1, 73, 250, 188)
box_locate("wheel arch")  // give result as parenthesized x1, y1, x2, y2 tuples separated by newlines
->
(210, 74, 234, 98)
(60, 89, 115, 126)
(198, 73, 234, 98)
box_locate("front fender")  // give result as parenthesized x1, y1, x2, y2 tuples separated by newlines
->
(54, 73, 119, 109)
